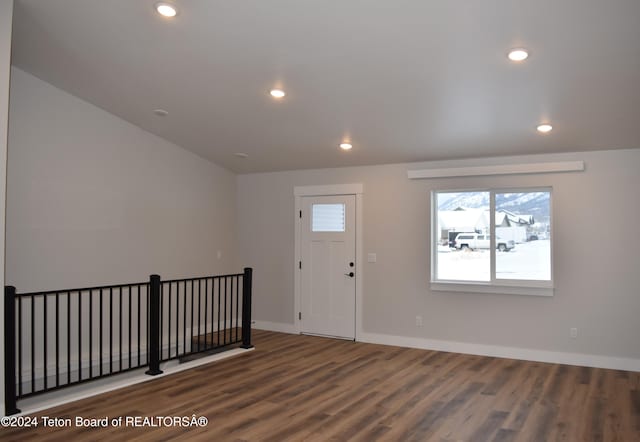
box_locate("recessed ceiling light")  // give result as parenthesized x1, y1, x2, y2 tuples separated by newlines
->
(155, 3, 178, 17)
(339, 143, 353, 150)
(234, 152, 249, 158)
(537, 123, 553, 133)
(153, 109, 169, 116)
(270, 89, 285, 98)
(507, 48, 529, 62)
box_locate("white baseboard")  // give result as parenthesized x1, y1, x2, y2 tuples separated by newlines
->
(250, 321, 640, 372)
(359, 331, 640, 372)
(252, 320, 298, 334)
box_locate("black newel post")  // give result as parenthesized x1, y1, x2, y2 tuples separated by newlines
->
(145, 275, 163, 375)
(241, 268, 254, 349)
(4, 286, 21, 415)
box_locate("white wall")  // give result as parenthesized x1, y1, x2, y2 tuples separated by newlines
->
(0, 0, 14, 419)
(4, 68, 240, 404)
(237, 149, 640, 366)
(6, 67, 239, 292)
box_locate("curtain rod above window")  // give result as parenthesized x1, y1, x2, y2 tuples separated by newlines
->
(407, 161, 584, 179)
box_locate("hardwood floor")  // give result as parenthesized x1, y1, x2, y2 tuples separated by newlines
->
(3, 329, 639, 441)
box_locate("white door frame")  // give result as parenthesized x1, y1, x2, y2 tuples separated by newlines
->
(294, 184, 363, 340)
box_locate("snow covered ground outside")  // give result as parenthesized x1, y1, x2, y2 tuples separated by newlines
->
(436, 240, 551, 281)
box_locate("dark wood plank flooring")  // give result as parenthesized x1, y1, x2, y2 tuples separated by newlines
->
(3, 329, 639, 441)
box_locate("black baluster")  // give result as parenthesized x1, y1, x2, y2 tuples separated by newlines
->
(145, 275, 162, 375)
(31, 294, 35, 393)
(119, 287, 122, 372)
(190, 281, 194, 353)
(4, 286, 21, 414)
(241, 268, 254, 349)
(197, 280, 201, 352)
(204, 278, 209, 349)
(167, 283, 171, 358)
(160, 283, 163, 360)
(99, 289, 103, 376)
(43, 294, 47, 390)
(128, 286, 132, 369)
(137, 285, 141, 367)
(182, 281, 187, 357)
(234, 277, 237, 343)
(109, 287, 113, 374)
(78, 291, 81, 381)
(89, 290, 93, 379)
(67, 292, 70, 384)
(217, 277, 221, 347)
(224, 277, 228, 345)
(18, 294, 22, 397)
(55, 292, 59, 387)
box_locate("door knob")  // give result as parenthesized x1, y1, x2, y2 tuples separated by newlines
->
(344, 272, 355, 277)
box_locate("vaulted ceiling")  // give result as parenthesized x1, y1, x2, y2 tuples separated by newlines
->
(10, 0, 640, 173)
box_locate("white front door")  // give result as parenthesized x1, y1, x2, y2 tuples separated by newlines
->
(300, 195, 356, 339)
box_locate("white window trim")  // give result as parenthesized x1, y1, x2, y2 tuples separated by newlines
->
(430, 187, 554, 297)
(430, 282, 554, 297)
(408, 161, 584, 179)
(294, 183, 363, 196)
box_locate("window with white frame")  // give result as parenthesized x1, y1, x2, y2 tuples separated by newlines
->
(432, 189, 552, 294)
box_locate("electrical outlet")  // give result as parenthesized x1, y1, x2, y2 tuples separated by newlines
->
(570, 327, 578, 338)
(415, 316, 423, 327)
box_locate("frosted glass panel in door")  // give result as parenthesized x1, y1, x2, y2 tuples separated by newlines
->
(312, 204, 345, 232)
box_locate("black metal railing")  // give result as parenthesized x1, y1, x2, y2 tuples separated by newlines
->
(4, 268, 253, 415)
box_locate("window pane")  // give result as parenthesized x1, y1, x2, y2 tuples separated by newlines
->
(495, 191, 551, 280)
(312, 203, 345, 232)
(435, 192, 490, 281)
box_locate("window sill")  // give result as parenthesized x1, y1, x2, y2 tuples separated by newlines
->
(430, 281, 554, 297)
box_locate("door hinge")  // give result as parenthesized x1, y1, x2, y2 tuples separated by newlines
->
(299, 261, 302, 269)
(299, 210, 302, 218)
(299, 312, 302, 320)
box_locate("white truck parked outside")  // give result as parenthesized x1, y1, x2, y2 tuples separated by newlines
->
(451, 233, 515, 252)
